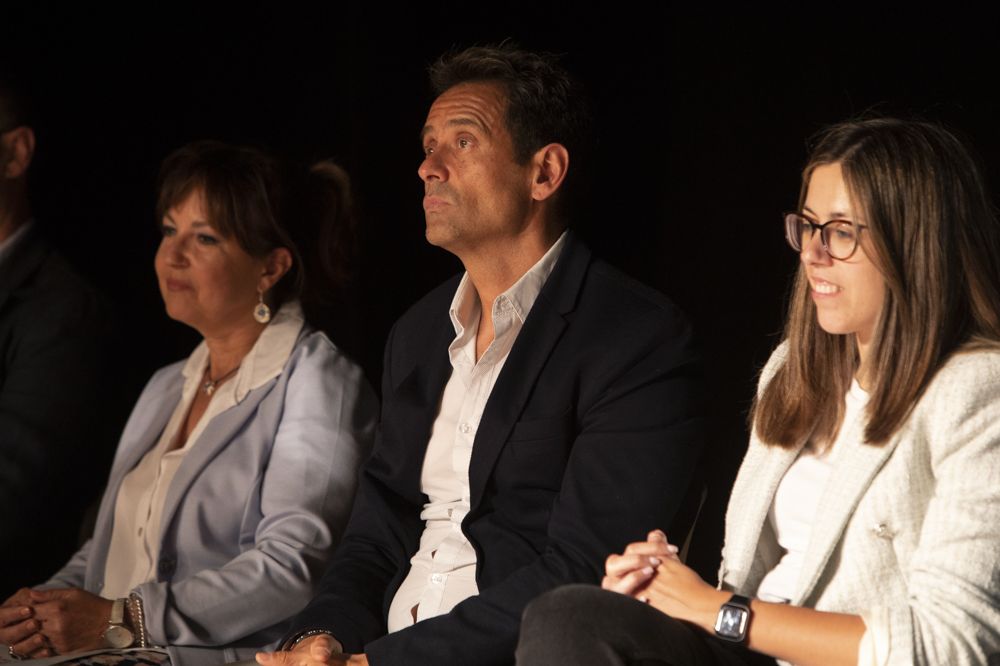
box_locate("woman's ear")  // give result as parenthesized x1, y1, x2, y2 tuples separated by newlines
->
(258, 247, 294, 293)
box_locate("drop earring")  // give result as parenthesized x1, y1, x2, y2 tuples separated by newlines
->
(254, 290, 272, 324)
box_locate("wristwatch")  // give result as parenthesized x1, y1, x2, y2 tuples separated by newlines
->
(102, 598, 136, 649)
(714, 594, 752, 643)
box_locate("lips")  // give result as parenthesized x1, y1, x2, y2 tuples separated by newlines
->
(810, 277, 842, 295)
(164, 278, 192, 292)
(423, 195, 450, 212)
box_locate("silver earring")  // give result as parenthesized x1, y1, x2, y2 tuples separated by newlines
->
(254, 290, 272, 324)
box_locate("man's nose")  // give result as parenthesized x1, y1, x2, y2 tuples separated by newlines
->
(418, 151, 446, 182)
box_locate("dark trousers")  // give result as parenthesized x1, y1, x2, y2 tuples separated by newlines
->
(516, 585, 778, 666)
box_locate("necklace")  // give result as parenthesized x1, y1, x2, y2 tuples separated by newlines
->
(202, 364, 239, 396)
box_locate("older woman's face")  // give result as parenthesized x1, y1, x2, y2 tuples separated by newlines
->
(155, 188, 264, 337)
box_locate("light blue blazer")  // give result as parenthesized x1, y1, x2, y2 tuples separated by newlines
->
(45, 328, 378, 666)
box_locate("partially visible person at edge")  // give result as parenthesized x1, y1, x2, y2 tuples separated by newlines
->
(0, 141, 379, 666)
(517, 118, 1000, 666)
(256, 43, 705, 666)
(0, 72, 119, 597)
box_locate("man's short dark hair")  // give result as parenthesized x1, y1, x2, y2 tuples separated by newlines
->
(429, 44, 590, 164)
(429, 44, 592, 220)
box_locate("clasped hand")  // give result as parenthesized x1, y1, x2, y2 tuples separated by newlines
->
(1, 587, 112, 658)
(602, 529, 727, 632)
(256, 634, 369, 666)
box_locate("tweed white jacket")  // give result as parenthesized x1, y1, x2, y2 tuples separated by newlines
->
(719, 342, 1000, 665)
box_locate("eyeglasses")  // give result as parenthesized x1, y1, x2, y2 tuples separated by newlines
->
(784, 212, 867, 260)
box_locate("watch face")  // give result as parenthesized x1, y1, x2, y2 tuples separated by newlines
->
(104, 624, 135, 649)
(715, 606, 749, 640)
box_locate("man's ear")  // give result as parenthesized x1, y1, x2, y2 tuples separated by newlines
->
(529, 143, 569, 202)
(258, 247, 294, 293)
(1, 127, 35, 179)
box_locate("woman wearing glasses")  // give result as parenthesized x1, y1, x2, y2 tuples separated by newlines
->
(516, 118, 1000, 665)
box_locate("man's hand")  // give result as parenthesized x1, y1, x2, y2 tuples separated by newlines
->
(28, 588, 112, 654)
(601, 529, 679, 596)
(256, 634, 369, 666)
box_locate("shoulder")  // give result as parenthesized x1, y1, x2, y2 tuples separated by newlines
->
(283, 327, 371, 392)
(756, 341, 790, 394)
(578, 259, 690, 328)
(914, 347, 1000, 422)
(6, 247, 106, 334)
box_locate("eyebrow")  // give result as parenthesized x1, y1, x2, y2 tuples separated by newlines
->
(163, 212, 211, 228)
(420, 117, 490, 141)
(802, 205, 853, 219)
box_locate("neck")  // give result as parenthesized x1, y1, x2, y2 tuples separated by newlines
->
(855, 335, 873, 391)
(462, 223, 562, 317)
(0, 188, 31, 244)
(202, 320, 267, 378)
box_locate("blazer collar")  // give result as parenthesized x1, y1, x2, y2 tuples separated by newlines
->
(157, 381, 278, 537)
(793, 420, 900, 603)
(0, 225, 47, 312)
(724, 404, 901, 603)
(468, 231, 591, 508)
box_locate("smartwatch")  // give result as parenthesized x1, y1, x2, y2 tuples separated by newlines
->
(714, 594, 752, 643)
(102, 598, 136, 649)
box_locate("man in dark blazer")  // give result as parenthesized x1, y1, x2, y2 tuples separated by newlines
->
(259, 45, 705, 666)
(0, 76, 115, 596)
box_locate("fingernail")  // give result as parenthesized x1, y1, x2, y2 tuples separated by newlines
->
(20, 607, 31, 616)
(641, 566, 654, 575)
(638, 595, 649, 604)
(255, 653, 267, 664)
(652, 530, 666, 541)
(315, 647, 331, 658)
(666, 544, 679, 553)
(649, 557, 661, 566)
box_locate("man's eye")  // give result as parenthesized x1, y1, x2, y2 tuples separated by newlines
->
(424, 145, 434, 155)
(458, 138, 471, 148)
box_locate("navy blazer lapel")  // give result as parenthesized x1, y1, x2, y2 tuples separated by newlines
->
(0, 228, 47, 313)
(158, 381, 277, 540)
(468, 234, 590, 509)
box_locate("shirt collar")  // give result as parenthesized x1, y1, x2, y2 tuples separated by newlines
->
(182, 300, 306, 403)
(448, 230, 568, 336)
(0, 219, 34, 268)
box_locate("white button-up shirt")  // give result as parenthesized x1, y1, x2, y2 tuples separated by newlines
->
(101, 302, 305, 599)
(386, 233, 567, 632)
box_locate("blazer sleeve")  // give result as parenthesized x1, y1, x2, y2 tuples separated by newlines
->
(359, 306, 704, 664)
(857, 353, 1000, 665)
(135, 339, 378, 647)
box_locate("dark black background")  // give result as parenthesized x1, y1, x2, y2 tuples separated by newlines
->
(4, 5, 999, 578)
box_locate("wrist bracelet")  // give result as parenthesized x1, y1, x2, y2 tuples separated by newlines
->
(127, 592, 150, 648)
(288, 629, 335, 650)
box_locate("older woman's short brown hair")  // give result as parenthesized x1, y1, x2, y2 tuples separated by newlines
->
(156, 141, 356, 316)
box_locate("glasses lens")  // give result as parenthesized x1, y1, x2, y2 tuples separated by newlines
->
(822, 221, 857, 259)
(784, 213, 806, 251)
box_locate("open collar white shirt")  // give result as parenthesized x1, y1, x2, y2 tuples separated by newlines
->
(102, 302, 305, 599)
(387, 232, 567, 632)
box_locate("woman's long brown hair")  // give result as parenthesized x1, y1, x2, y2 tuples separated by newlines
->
(755, 119, 1000, 448)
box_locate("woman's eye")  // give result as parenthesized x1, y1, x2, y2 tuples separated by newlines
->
(197, 234, 219, 245)
(160, 224, 176, 237)
(833, 227, 856, 241)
